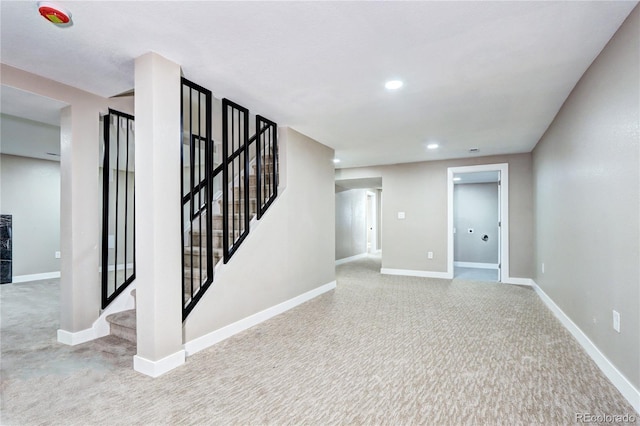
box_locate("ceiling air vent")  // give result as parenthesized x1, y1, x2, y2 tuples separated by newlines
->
(469, 148, 480, 153)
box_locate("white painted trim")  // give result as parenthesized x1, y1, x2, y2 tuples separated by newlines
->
(454, 261, 498, 270)
(12, 271, 60, 283)
(336, 253, 368, 265)
(57, 282, 137, 345)
(57, 328, 95, 346)
(380, 268, 452, 280)
(93, 281, 137, 338)
(184, 280, 337, 356)
(448, 163, 509, 282)
(366, 190, 378, 253)
(502, 277, 534, 286)
(532, 281, 640, 413)
(133, 350, 186, 378)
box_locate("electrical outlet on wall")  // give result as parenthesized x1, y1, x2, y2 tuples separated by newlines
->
(613, 310, 620, 333)
(428, 251, 433, 259)
(541, 263, 545, 274)
(55, 251, 61, 259)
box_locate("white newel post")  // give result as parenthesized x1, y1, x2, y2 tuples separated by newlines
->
(133, 52, 185, 377)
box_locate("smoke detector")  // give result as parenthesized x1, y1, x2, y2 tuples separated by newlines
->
(38, 2, 72, 26)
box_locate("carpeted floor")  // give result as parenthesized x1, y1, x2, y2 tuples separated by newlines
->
(1, 257, 637, 425)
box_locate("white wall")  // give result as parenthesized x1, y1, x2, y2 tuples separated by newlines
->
(184, 127, 335, 342)
(454, 183, 499, 264)
(0, 154, 60, 277)
(533, 5, 639, 390)
(335, 189, 367, 260)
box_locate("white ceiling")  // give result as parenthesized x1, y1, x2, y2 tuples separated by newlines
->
(0, 1, 636, 168)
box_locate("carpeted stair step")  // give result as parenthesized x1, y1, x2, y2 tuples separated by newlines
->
(252, 162, 275, 174)
(248, 174, 274, 187)
(106, 309, 136, 343)
(234, 185, 258, 199)
(184, 245, 207, 267)
(183, 247, 223, 267)
(218, 197, 257, 213)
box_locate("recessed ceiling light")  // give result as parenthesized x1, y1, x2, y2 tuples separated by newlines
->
(427, 143, 439, 150)
(453, 177, 462, 182)
(333, 158, 341, 164)
(385, 80, 403, 90)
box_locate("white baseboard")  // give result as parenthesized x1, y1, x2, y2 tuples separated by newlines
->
(380, 268, 452, 280)
(184, 280, 337, 357)
(502, 276, 534, 286)
(57, 328, 95, 346)
(93, 282, 137, 338)
(134, 350, 186, 378)
(58, 283, 137, 345)
(532, 280, 640, 413)
(454, 261, 498, 270)
(336, 253, 368, 265)
(12, 271, 60, 283)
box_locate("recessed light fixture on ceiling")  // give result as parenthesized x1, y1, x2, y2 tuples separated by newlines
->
(453, 177, 462, 182)
(427, 143, 439, 150)
(333, 158, 341, 164)
(385, 80, 403, 90)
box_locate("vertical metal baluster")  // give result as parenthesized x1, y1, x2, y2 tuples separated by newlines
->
(124, 116, 130, 284)
(114, 116, 120, 298)
(101, 113, 110, 308)
(189, 88, 194, 301)
(197, 91, 202, 290)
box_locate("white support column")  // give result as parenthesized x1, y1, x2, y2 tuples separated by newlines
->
(57, 103, 102, 344)
(133, 52, 185, 377)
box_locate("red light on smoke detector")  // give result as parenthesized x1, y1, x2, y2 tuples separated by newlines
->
(38, 2, 71, 25)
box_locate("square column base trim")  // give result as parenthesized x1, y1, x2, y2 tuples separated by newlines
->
(134, 350, 186, 378)
(57, 328, 95, 346)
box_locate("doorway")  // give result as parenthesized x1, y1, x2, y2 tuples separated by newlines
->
(366, 191, 377, 253)
(447, 163, 509, 282)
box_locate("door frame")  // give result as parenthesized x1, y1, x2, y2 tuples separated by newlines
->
(365, 191, 377, 253)
(447, 163, 509, 282)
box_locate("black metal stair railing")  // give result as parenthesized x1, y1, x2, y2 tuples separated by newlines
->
(255, 115, 278, 219)
(181, 78, 213, 320)
(221, 100, 278, 264)
(181, 78, 278, 320)
(101, 109, 136, 309)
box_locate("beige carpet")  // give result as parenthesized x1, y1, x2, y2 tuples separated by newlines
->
(1, 257, 637, 425)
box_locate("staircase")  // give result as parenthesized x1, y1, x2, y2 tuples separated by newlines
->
(101, 80, 278, 344)
(105, 289, 136, 343)
(183, 156, 275, 304)
(104, 155, 276, 344)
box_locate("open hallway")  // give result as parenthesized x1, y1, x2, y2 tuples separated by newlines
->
(1, 257, 636, 424)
